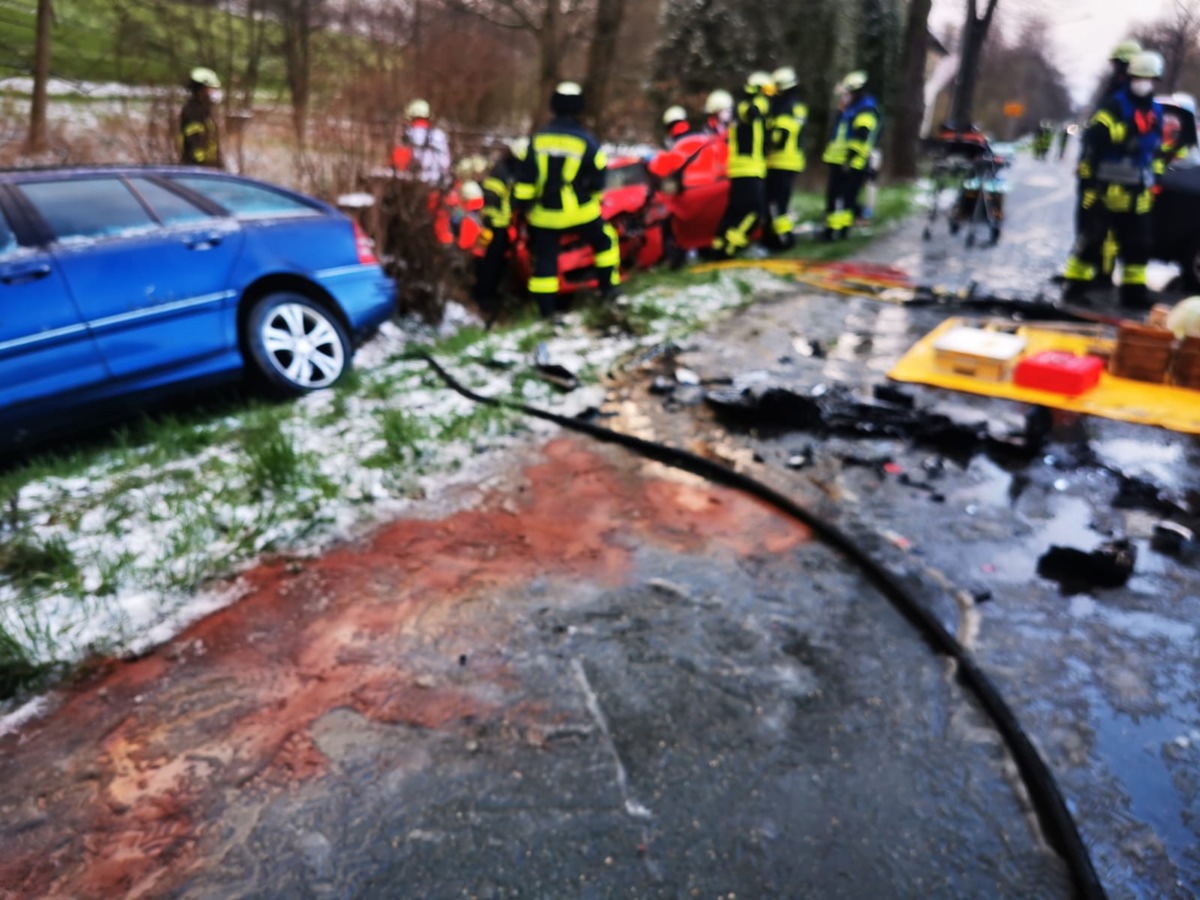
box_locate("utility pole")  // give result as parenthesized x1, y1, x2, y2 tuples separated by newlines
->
(950, 0, 999, 129)
(26, 0, 52, 154)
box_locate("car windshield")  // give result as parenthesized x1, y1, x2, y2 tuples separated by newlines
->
(168, 176, 320, 220)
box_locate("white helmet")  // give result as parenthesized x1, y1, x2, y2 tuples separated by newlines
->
(746, 71, 775, 95)
(459, 181, 484, 204)
(841, 70, 868, 92)
(507, 137, 529, 159)
(662, 105, 687, 126)
(704, 89, 733, 114)
(772, 66, 798, 91)
(406, 98, 431, 119)
(1128, 51, 1165, 80)
(190, 67, 220, 89)
(1172, 92, 1198, 115)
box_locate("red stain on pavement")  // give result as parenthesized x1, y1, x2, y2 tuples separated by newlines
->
(0, 437, 807, 899)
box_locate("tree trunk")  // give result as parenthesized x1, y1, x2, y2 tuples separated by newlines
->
(887, 0, 931, 177)
(536, 0, 561, 119)
(281, 0, 312, 146)
(950, 0, 999, 129)
(25, 0, 52, 154)
(582, 0, 628, 135)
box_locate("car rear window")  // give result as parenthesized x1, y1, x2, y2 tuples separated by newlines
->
(130, 177, 215, 226)
(168, 176, 319, 219)
(20, 177, 156, 241)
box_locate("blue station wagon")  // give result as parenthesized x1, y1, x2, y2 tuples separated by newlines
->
(0, 165, 395, 443)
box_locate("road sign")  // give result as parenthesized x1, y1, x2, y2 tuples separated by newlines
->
(1003, 102, 1025, 118)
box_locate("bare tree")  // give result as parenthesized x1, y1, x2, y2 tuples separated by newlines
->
(582, 0, 629, 133)
(886, 0, 931, 177)
(270, 0, 330, 145)
(949, 0, 999, 128)
(26, 0, 52, 154)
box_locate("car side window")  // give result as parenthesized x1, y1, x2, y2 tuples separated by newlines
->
(129, 177, 215, 225)
(0, 209, 18, 257)
(168, 176, 319, 219)
(19, 177, 158, 242)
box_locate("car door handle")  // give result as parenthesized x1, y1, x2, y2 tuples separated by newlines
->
(184, 232, 224, 250)
(0, 262, 51, 284)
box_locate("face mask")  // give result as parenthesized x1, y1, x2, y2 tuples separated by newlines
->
(1130, 79, 1154, 97)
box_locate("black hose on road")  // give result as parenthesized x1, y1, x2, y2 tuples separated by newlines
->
(421, 352, 1106, 900)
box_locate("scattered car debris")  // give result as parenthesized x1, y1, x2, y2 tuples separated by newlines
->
(1036, 539, 1137, 593)
(1151, 522, 1195, 558)
(674, 367, 702, 386)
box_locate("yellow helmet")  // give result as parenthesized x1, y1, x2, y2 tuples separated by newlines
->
(704, 89, 733, 114)
(772, 66, 798, 91)
(662, 105, 688, 126)
(841, 70, 868, 92)
(406, 98, 431, 119)
(190, 67, 220, 89)
(1128, 50, 1165, 79)
(1110, 39, 1143, 64)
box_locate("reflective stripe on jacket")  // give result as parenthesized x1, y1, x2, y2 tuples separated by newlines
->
(482, 157, 518, 229)
(727, 95, 768, 179)
(513, 118, 606, 229)
(767, 98, 808, 172)
(822, 95, 880, 169)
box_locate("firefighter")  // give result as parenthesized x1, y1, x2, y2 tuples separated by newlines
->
(704, 89, 734, 137)
(821, 70, 880, 241)
(765, 66, 808, 250)
(1062, 51, 1165, 309)
(513, 82, 620, 318)
(1090, 38, 1143, 285)
(395, 99, 452, 184)
(662, 106, 691, 149)
(179, 67, 224, 168)
(475, 138, 527, 326)
(709, 71, 772, 258)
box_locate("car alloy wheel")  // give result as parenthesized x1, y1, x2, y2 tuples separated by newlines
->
(246, 293, 350, 394)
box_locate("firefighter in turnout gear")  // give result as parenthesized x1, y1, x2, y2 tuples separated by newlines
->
(821, 70, 880, 241)
(704, 89, 734, 137)
(662, 106, 691, 149)
(765, 66, 808, 249)
(710, 72, 772, 258)
(513, 82, 620, 318)
(179, 67, 224, 168)
(474, 138, 527, 326)
(1062, 51, 1165, 309)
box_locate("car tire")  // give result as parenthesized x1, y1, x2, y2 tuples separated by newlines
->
(244, 292, 351, 395)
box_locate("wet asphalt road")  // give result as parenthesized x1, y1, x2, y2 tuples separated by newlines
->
(2, 151, 1197, 899)
(636, 150, 1200, 897)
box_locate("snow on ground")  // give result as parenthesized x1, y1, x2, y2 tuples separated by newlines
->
(0, 267, 793, 727)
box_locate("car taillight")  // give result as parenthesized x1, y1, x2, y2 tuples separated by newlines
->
(353, 221, 379, 265)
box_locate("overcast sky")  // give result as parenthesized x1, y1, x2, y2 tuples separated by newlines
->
(930, 0, 1180, 106)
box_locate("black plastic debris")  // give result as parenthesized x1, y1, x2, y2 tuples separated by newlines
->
(649, 376, 675, 395)
(1036, 539, 1137, 593)
(1151, 522, 1195, 557)
(534, 362, 580, 391)
(873, 384, 915, 408)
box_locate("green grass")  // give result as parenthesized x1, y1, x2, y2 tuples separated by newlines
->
(0, 533, 81, 592)
(368, 407, 428, 468)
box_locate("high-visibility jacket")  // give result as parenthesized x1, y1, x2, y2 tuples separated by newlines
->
(482, 157, 518, 229)
(727, 95, 768, 179)
(1079, 87, 1163, 190)
(513, 117, 606, 229)
(822, 94, 880, 170)
(767, 95, 808, 173)
(179, 97, 223, 168)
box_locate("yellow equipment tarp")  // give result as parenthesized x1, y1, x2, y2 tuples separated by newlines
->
(888, 318, 1200, 434)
